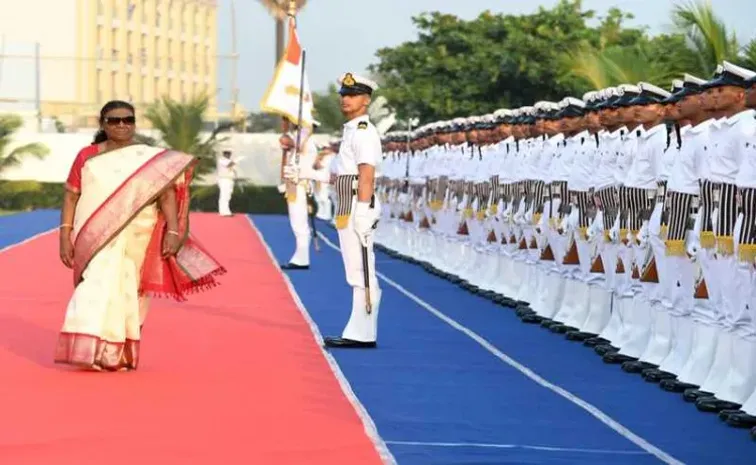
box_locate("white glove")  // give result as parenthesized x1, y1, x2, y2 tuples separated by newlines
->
(687, 239, 700, 257)
(353, 201, 376, 247)
(648, 202, 663, 237)
(283, 165, 299, 183)
(458, 194, 468, 211)
(609, 213, 620, 243)
(567, 206, 579, 232)
(638, 221, 650, 247)
(277, 184, 286, 194)
(524, 206, 534, 224)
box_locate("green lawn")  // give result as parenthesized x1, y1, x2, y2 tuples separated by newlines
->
(0, 210, 16, 216)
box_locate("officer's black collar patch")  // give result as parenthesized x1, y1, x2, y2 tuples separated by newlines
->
(357, 121, 368, 130)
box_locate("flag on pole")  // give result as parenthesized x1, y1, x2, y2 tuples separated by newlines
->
(260, 17, 315, 128)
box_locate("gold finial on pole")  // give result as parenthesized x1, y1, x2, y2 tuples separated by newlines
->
(287, 0, 297, 17)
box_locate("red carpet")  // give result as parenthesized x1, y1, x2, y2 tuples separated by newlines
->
(0, 214, 383, 465)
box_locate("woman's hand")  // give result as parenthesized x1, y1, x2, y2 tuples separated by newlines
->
(59, 230, 74, 268)
(162, 232, 181, 258)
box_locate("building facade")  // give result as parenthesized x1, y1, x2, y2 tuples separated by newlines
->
(0, 0, 218, 128)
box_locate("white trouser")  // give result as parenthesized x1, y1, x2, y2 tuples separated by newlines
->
(217, 178, 234, 215)
(337, 198, 382, 342)
(287, 184, 311, 266)
(316, 184, 333, 220)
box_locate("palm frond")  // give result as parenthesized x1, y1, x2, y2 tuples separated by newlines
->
(144, 95, 243, 182)
(672, 0, 739, 75)
(256, 0, 307, 19)
(0, 114, 49, 174)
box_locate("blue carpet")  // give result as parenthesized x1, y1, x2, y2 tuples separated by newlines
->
(253, 214, 753, 465)
(0, 210, 59, 249)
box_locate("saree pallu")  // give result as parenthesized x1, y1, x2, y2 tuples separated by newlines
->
(55, 144, 226, 371)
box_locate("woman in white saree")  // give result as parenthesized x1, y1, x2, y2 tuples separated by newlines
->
(56, 100, 225, 372)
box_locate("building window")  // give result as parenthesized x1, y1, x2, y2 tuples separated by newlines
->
(126, 74, 132, 99)
(111, 49, 118, 61)
(127, 2, 136, 21)
(98, 0, 104, 15)
(140, 47, 147, 64)
(96, 46, 104, 60)
(154, 78, 159, 99)
(96, 70, 103, 103)
(127, 53, 133, 65)
(111, 71, 117, 98)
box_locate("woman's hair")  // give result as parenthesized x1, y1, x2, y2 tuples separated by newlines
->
(92, 100, 136, 145)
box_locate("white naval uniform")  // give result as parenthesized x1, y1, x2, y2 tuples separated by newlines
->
(284, 131, 329, 267)
(315, 152, 335, 221)
(333, 114, 383, 342)
(217, 156, 235, 216)
(703, 109, 756, 404)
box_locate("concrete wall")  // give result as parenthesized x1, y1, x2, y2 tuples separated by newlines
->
(0, 130, 332, 186)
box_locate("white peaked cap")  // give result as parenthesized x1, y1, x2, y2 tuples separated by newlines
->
(684, 73, 707, 86)
(638, 81, 672, 98)
(722, 61, 756, 80)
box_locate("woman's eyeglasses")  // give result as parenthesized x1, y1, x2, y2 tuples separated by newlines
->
(105, 116, 136, 126)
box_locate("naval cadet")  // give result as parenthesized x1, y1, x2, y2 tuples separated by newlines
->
(324, 72, 383, 349)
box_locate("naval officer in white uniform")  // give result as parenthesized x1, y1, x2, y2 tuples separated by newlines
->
(217, 150, 236, 216)
(280, 119, 328, 270)
(324, 72, 383, 349)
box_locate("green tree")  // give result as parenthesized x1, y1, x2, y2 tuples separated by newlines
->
(740, 39, 756, 70)
(370, 1, 610, 122)
(0, 114, 49, 174)
(368, 0, 754, 123)
(144, 95, 238, 181)
(312, 84, 344, 134)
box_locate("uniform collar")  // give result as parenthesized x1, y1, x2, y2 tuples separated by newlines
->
(642, 123, 667, 138)
(345, 114, 370, 128)
(725, 109, 756, 126)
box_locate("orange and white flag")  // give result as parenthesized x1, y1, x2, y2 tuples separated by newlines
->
(260, 17, 315, 128)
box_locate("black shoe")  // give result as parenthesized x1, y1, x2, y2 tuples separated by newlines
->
(565, 331, 595, 342)
(642, 368, 676, 383)
(516, 306, 534, 318)
(683, 388, 714, 403)
(521, 314, 545, 324)
(550, 324, 576, 334)
(280, 263, 309, 270)
(323, 336, 376, 349)
(584, 337, 609, 347)
(595, 344, 618, 356)
(725, 412, 756, 428)
(750, 426, 756, 440)
(660, 379, 698, 393)
(718, 409, 742, 422)
(696, 397, 741, 413)
(621, 360, 657, 374)
(603, 352, 637, 364)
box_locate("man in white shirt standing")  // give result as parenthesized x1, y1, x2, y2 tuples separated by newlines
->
(323, 72, 382, 349)
(279, 119, 329, 270)
(217, 150, 236, 217)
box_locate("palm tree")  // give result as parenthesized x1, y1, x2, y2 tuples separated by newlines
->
(144, 95, 239, 181)
(672, 0, 739, 76)
(565, 44, 679, 89)
(0, 114, 49, 175)
(256, 0, 308, 64)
